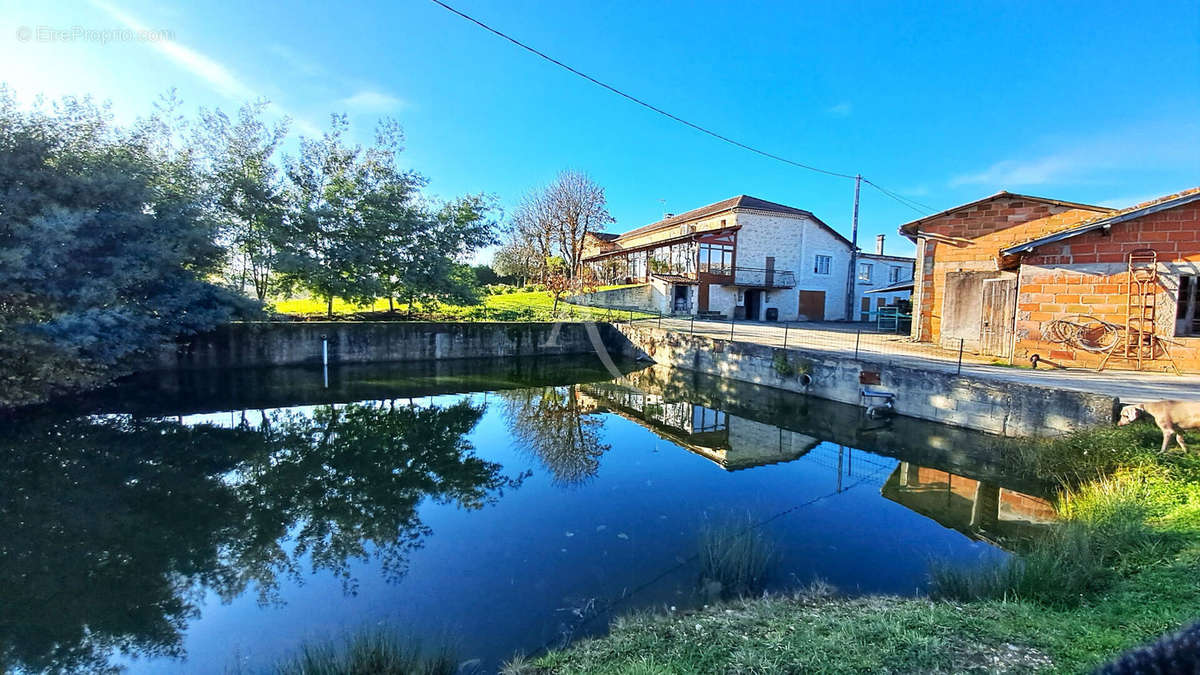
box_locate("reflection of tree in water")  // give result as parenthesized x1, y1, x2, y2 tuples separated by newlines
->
(502, 385, 610, 486)
(0, 399, 518, 674)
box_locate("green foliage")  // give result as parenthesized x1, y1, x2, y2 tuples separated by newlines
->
(0, 400, 519, 673)
(0, 87, 254, 407)
(271, 628, 463, 675)
(697, 516, 776, 600)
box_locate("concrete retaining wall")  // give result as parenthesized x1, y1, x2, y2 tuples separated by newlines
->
(566, 284, 653, 311)
(611, 324, 1117, 437)
(157, 321, 618, 371)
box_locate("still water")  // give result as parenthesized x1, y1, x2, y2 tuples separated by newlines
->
(0, 356, 1055, 674)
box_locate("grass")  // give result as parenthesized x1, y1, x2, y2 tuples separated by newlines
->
(532, 424, 1200, 673)
(696, 516, 776, 600)
(271, 287, 654, 322)
(270, 628, 466, 675)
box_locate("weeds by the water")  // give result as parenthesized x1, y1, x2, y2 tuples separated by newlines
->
(697, 516, 776, 599)
(272, 628, 464, 675)
(932, 430, 1197, 607)
(532, 423, 1200, 673)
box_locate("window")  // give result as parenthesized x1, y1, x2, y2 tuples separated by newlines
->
(699, 242, 734, 275)
(1178, 274, 1199, 336)
(814, 255, 832, 275)
(889, 266, 902, 283)
(858, 262, 872, 282)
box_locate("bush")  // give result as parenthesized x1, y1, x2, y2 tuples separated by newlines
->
(698, 516, 776, 600)
(272, 628, 466, 675)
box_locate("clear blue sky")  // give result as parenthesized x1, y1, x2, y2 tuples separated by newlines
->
(3, 0, 1198, 260)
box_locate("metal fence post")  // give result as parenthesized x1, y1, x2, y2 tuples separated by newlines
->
(657, 312, 662, 329)
(629, 309, 634, 324)
(783, 322, 789, 349)
(729, 319, 735, 341)
(854, 328, 861, 359)
(690, 315, 695, 335)
(957, 338, 965, 374)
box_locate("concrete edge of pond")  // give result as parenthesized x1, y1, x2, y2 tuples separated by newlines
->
(608, 323, 1118, 437)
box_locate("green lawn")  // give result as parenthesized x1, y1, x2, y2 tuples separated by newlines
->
(530, 425, 1200, 674)
(271, 287, 652, 322)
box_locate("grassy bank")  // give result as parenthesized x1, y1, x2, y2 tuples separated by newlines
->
(530, 424, 1200, 673)
(271, 286, 651, 323)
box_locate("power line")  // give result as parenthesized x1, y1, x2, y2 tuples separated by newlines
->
(429, 0, 932, 215)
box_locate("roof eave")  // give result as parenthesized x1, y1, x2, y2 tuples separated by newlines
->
(1000, 191, 1200, 256)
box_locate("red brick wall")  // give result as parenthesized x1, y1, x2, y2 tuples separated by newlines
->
(1014, 201, 1200, 372)
(910, 197, 1108, 344)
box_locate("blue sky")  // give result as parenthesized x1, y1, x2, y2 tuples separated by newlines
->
(2, 0, 1198, 260)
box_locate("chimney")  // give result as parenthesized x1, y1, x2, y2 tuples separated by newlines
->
(875, 234, 885, 255)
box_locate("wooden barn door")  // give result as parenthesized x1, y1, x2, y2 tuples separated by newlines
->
(980, 278, 1017, 357)
(798, 290, 826, 321)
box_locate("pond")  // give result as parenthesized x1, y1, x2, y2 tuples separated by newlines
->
(0, 356, 1056, 674)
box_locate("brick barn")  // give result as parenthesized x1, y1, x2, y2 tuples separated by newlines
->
(899, 187, 1200, 373)
(1003, 188, 1200, 372)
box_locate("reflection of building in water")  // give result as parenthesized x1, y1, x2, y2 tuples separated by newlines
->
(579, 385, 819, 471)
(881, 462, 1056, 546)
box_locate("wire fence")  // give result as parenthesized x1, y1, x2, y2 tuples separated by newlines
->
(616, 308, 1001, 375)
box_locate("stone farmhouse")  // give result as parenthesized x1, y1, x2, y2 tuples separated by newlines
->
(899, 187, 1200, 372)
(580, 195, 912, 322)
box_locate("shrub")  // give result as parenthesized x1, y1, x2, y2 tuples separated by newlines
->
(272, 628, 466, 675)
(698, 516, 776, 600)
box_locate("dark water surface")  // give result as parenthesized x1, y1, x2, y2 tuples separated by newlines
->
(0, 357, 1055, 674)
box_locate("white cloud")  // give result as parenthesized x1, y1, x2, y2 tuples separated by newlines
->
(341, 89, 406, 113)
(950, 155, 1081, 187)
(948, 118, 1200, 189)
(89, 0, 254, 101)
(827, 102, 852, 117)
(88, 1, 324, 137)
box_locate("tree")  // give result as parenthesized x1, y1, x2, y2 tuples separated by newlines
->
(195, 100, 289, 301)
(493, 238, 540, 286)
(0, 87, 251, 407)
(545, 170, 614, 277)
(276, 115, 383, 317)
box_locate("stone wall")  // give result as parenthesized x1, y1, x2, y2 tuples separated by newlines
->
(566, 284, 654, 311)
(157, 321, 624, 371)
(610, 323, 1117, 437)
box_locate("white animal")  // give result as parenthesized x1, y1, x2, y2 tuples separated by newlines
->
(1118, 400, 1200, 453)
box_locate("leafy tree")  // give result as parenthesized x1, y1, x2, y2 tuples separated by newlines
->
(471, 263, 505, 286)
(0, 88, 251, 407)
(195, 100, 289, 301)
(276, 115, 384, 317)
(493, 239, 540, 286)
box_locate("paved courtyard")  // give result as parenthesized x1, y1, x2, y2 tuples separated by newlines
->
(631, 317, 1200, 404)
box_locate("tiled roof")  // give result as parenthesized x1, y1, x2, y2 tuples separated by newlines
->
(897, 191, 1111, 236)
(589, 232, 620, 241)
(1001, 186, 1200, 256)
(616, 195, 818, 240)
(608, 194, 852, 249)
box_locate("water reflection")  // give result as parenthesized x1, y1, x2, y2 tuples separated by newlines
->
(501, 385, 610, 486)
(0, 400, 519, 674)
(882, 463, 1056, 547)
(0, 358, 1059, 674)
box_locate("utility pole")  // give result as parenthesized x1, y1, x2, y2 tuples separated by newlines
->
(844, 174, 861, 321)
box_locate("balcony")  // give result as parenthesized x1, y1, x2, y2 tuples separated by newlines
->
(730, 266, 796, 288)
